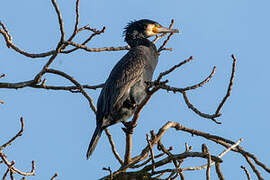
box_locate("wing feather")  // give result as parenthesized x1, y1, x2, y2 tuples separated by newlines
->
(96, 47, 147, 123)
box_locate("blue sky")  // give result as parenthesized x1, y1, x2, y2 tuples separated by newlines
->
(1, 0, 270, 179)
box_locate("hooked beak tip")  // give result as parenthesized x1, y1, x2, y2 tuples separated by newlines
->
(171, 29, 180, 33)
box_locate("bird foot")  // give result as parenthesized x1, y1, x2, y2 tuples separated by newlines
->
(122, 121, 137, 134)
(123, 99, 137, 109)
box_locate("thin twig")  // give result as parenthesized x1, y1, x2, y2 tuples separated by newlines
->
(153, 171, 167, 179)
(0, 152, 35, 176)
(0, 74, 6, 79)
(59, 0, 79, 50)
(181, 66, 216, 91)
(102, 167, 113, 180)
(30, 83, 104, 91)
(33, 46, 61, 84)
(179, 170, 185, 180)
(9, 167, 15, 180)
(158, 31, 176, 53)
(156, 56, 193, 82)
(0, 81, 104, 90)
(2, 163, 12, 180)
(205, 145, 211, 180)
(215, 54, 236, 114)
(0, 21, 56, 58)
(215, 163, 225, 180)
(65, 41, 129, 52)
(157, 139, 180, 177)
(0, 117, 24, 150)
(63, 26, 106, 54)
(182, 91, 221, 124)
(218, 138, 243, 158)
(74, 0, 80, 31)
(241, 165, 252, 180)
(182, 138, 243, 171)
(142, 151, 222, 173)
(118, 121, 226, 173)
(170, 121, 269, 174)
(51, 0, 65, 43)
(33, 0, 66, 83)
(50, 173, 58, 180)
(46, 69, 97, 113)
(0, 21, 12, 43)
(104, 128, 123, 165)
(153, 19, 175, 44)
(150, 65, 216, 93)
(243, 155, 263, 180)
(130, 147, 172, 168)
(146, 134, 155, 174)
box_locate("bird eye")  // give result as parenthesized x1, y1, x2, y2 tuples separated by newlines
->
(155, 23, 161, 27)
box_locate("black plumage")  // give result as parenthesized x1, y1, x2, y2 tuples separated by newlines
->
(86, 19, 179, 159)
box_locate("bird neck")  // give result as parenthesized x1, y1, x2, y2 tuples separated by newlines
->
(126, 37, 156, 50)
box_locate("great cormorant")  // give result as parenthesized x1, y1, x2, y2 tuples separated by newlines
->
(86, 19, 179, 159)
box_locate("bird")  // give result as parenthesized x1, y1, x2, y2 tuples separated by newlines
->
(86, 19, 179, 159)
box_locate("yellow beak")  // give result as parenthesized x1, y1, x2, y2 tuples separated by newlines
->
(152, 26, 179, 34)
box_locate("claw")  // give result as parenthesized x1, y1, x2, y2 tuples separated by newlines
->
(122, 121, 137, 134)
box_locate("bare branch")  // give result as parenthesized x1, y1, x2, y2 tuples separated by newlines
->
(142, 151, 222, 173)
(102, 167, 113, 180)
(215, 54, 236, 115)
(0, 80, 36, 89)
(0, 117, 24, 150)
(123, 133, 132, 165)
(157, 139, 180, 178)
(153, 19, 175, 44)
(215, 163, 225, 180)
(51, 0, 65, 43)
(241, 166, 252, 180)
(31, 82, 104, 91)
(0, 153, 35, 176)
(130, 147, 172, 169)
(74, 0, 80, 32)
(181, 66, 216, 91)
(158, 30, 176, 54)
(117, 121, 228, 174)
(182, 91, 221, 124)
(9, 161, 15, 180)
(218, 138, 243, 158)
(0, 79, 104, 91)
(146, 134, 155, 174)
(168, 121, 268, 176)
(50, 173, 58, 180)
(104, 128, 124, 165)
(156, 56, 193, 82)
(205, 145, 211, 180)
(64, 41, 129, 52)
(243, 155, 263, 180)
(0, 74, 6, 79)
(62, 26, 106, 54)
(0, 21, 12, 44)
(1, 1, 267, 178)
(46, 69, 97, 113)
(179, 171, 185, 180)
(0, 21, 56, 58)
(2, 161, 13, 180)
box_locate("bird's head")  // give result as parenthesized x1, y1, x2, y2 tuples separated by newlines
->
(124, 19, 179, 46)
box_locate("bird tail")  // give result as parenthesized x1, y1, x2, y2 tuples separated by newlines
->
(86, 126, 103, 159)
